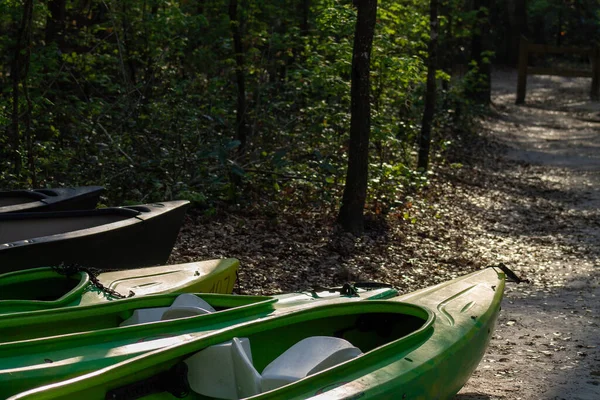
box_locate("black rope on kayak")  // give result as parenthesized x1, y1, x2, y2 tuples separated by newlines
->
(340, 283, 359, 296)
(51, 262, 135, 299)
(310, 283, 359, 297)
(489, 263, 530, 284)
(310, 281, 394, 298)
(354, 281, 394, 289)
(234, 269, 242, 295)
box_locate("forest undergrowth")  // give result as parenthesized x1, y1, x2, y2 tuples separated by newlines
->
(168, 112, 507, 295)
(170, 69, 600, 399)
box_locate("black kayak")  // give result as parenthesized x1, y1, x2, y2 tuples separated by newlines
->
(0, 200, 190, 272)
(0, 186, 104, 213)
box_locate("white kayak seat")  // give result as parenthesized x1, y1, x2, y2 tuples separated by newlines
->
(161, 293, 216, 321)
(119, 294, 215, 327)
(231, 337, 262, 398)
(184, 337, 256, 400)
(260, 336, 363, 392)
(186, 336, 361, 399)
(119, 307, 170, 327)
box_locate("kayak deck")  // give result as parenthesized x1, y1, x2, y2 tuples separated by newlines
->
(0, 286, 398, 398)
(0, 258, 239, 314)
(79, 258, 240, 305)
(0, 186, 103, 213)
(7, 301, 434, 400)
(5, 268, 505, 400)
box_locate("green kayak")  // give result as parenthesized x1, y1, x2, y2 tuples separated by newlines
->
(5, 268, 505, 400)
(0, 258, 239, 315)
(0, 283, 396, 398)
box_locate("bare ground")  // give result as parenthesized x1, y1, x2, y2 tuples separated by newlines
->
(170, 69, 600, 399)
(455, 70, 600, 400)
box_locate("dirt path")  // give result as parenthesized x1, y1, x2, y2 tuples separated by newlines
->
(455, 70, 600, 400)
(171, 68, 599, 400)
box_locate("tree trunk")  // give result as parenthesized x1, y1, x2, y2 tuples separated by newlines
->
(45, 0, 66, 50)
(438, 0, 450, 90)
(10, 31, 21, 176)
(556, 9, 563, 47)
(23, 0, 35, 185)
(507, 0, 528, 66)
(121, 2, 137, 85)
(418, 0, 439, 172)
(197, 0, 206, 15)
(338, 0, 378, 235)
(468, 0, 491, 105)
(301, 0, 310, 36)
(229, 0, 249, 153)
(10, 0, 35, 176)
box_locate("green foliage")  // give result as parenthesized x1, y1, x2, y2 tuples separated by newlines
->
(0, 0, 491, 216)
(527, 0, 600, 45)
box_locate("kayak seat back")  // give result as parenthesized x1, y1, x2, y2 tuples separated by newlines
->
(183, 337, 256, 400)
(232, 337, 263, 398)
(186, 336, 362, 399)
(119, 294, 215, 326)
(260, 336, 363, 392)
(161, 293, 216, 320)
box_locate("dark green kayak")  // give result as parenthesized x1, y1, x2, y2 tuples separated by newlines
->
(4, 268, 505, 400)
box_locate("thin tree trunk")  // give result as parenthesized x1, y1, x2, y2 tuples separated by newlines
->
(45, 0, 66, 50)
(23, 0, 35, 185)
(301, 0, 310, 36)
(439, 0, 450, 90)
(142, 0, 159, 95)
(556, 9, 563, 47)
(468, 0, 491, 104)
(338, 0, 378, 235)
(197, 0, 206, 15)
(121, 2, 137, 85)
(11, 33, 21, 175)
(418, 0, 439, 172)
(507, 0, 528, 66)
(10, 0, 34, 176)
(229, 0, 249, 153)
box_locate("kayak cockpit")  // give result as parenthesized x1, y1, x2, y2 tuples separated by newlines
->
(0, 207, 142, 244)
(0, 187, 103, 213)
(0, 268, 89, 313)
(0, 191, 45, 207)
(0, 293, 276, 343)
(104, 301, 434, 400)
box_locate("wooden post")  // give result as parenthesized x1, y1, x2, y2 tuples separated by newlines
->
(591, 46, 600, 101)
(516, 36, 529, 104)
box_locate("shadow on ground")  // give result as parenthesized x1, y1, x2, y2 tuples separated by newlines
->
(455, 394, 492, 400)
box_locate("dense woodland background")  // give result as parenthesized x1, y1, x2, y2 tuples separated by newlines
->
(1, 0, 599, 233)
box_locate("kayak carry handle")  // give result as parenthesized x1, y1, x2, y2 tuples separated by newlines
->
(489, 263, 530, 284)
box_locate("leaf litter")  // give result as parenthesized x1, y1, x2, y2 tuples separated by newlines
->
(169, 69, 600, 399)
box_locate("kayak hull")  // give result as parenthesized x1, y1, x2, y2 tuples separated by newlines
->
(0, 201, 189, 272)
(0, 258, 240, 315)
(0, 187, 104, 213)
(4, 268, 505, 400)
